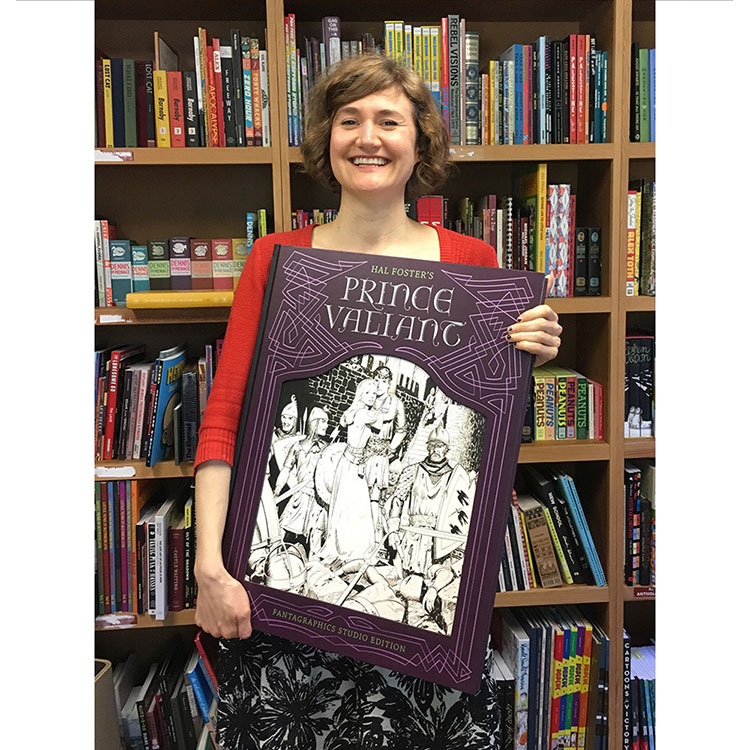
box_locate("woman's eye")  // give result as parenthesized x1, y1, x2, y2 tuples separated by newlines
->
(381, 120, 398, 127)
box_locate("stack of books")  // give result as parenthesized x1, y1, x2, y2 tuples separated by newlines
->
(624, 460, 656, 588)
(408, 164, 602, 296)
(96, 29, 271, 149)
(94, 480, 197, 619)
(95, 340, 222, 465)
(95, 212, 267, 307)
(527, 366, 604, 443)
(630, 44, 655, 143)
(625, 180, 656, 297)
(291, 207, 339, 229)
(284, 15, 608, 146)
(113, 635, 220, 750)
(498, 466, 607, 592)
(492, 606, 610, 750)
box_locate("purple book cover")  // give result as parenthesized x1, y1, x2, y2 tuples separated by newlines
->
(223, 245, 546, 692)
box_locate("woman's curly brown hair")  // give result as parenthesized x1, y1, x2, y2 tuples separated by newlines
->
(299, 54, 454, 201)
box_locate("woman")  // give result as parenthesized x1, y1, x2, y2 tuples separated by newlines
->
(318, 378, 381, 564)
(195, 54, 562, 749)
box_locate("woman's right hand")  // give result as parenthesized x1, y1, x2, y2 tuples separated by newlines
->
(195, 564, 253, 640)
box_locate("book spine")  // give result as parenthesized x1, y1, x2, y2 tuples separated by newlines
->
(220, 43, 236, 146)
(123, 59, 138, 147)
(464, 32, 480, 146)
(169, 237, 192, 290)
(231, 29, 244, 147)
(574, 227, 587, 296)
(183, 71, 199, 147)
(212, 39, 226, 147)
(586, 227, 601, 296)
(167, 71, 186, 147)
(625, 191, 637, 296)
(250, 39, 263, 147)
(259, 50, 271, 147)
(95, 484, 105, 614)
(169, 527, 185, 610)
(153, 69, 171, 147)
(638, 48, 650, 142)
(565, 376, 577, 439)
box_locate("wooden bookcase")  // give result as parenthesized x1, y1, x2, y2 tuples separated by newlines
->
(95, 1, 655, 747)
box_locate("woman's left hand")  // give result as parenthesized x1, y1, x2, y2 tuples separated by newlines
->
(506, 277, 563, 368)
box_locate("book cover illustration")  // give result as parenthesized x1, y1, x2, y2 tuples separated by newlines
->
(224, 245, 546, 692)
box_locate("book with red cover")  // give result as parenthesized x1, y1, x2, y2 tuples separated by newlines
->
(416, 195, 443, 227)
(577, 34, 586, 145)
(223, 244, 546, 692)
(190, 239, 213, 290)
(167, 71, 186, 147)
(211, 39, 226, 147)
(568, 34, 577, 144)
(103, 345, 145, 460)
(168, 518, 186, 611)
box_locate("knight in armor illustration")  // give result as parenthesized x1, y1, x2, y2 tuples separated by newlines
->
(274, 406, 330, 553)
(386, 426, 473, 631)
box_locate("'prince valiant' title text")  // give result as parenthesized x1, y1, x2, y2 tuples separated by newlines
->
(324, 268, 465, 347)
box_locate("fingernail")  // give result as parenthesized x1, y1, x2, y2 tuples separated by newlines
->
(516, 316, 522, 322)
(505, 334, 512, 341)
(506, 326, 514, 333)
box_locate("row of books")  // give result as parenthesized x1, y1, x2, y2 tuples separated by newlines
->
(95, 213, 268, 307)
(111, 635, 219, 750)
(284, 15, 608, 146)
(624, 639, 656, 750)
(421, 165, 601, 296)
(96, 29, 271, 149)
(624, 461, 656, 588)
(630, 44, 655, 143)
(526, 366, 605, 443)
(94, 480, 197, 619)
(491, 606, 611, 750)
(626, 180, 656, 297)
(95, 340, 222, 465)
(624, 335, 655, 438)
(498, 466, 607, 593)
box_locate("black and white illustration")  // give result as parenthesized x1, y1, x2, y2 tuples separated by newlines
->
(245, 353, 486, 636)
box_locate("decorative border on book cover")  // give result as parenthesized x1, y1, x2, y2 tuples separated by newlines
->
(223, 245, 545, 692)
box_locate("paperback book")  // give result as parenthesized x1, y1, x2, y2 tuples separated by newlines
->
(224, 244, 546, 691)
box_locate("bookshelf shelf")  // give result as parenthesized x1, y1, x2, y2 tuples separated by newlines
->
(495, 585, 610, 608)
(95, 307, 231, 326)
(626, 142, 655, 159)
(95, 147, 274, 166)
(624, 295, 655, 312)
(95, 460, 194, 481)
(288, 144, 616, 164)
(550, 297, 612, 314)
(518, 441, 609, 464)
(624, 437, 655, 459)
(95, 609, 196, 630)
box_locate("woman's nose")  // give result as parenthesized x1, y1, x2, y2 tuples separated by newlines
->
(356, 120, 379, 146)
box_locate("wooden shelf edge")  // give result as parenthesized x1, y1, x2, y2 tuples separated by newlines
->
(95, 610, 196, 630)
(626, 142, 655, 160)
(494, 585, 610, 607)
(623, 437, 655, 459)
(624, 296, 655, 312)
(518, 441, 609, 463)
(95, 307, 231, 325)
(549, 297, 612, 314)
(95, 460, 194, 480)
(288, 144, 615, 164)
(95, 147, 274, 165)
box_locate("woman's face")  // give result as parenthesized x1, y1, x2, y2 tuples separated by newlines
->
(359, 381, 378, 407)
(329, 85, 419, 202)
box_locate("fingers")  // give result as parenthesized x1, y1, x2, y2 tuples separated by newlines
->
(516, 303, 561, 326)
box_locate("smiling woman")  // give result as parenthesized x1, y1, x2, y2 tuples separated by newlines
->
(193, 52, 563, 750)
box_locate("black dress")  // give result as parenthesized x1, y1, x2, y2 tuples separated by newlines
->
(217, 631, 502, 750)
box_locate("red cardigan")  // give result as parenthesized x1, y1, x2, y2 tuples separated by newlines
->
(195, 224, 498, 468)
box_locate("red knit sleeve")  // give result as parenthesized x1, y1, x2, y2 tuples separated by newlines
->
(194, 235, 277, 468)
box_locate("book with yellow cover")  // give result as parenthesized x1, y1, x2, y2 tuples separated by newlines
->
(153, 69, 171, 147)
(126, 290, 234, 308)
(517, 162, 548, 273)
(102, 59, 115, 148)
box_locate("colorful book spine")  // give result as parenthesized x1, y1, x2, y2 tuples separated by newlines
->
(131, 245, 150, 292)
(167, 71, 186, 147)
(211, 239, 234, 290)
(109, 240, 133, 306)
(190, 239, 213, 290)
(169, 237, 192, 290)
(153, 69, 171, 147)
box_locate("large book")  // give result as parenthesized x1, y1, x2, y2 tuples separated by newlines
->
(223, 244, 546, 691)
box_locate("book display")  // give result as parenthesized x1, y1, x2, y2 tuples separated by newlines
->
(95, 0, 656, 745)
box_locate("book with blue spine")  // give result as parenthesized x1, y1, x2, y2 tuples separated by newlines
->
(501, 44, 524, 144)
(649, 48, 655, 142)
(146, 346, 186, 467)
(553, 468, 606, 586)
(109, 240, 133, 306)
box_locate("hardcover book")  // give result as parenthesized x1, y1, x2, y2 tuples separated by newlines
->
(223, 244, 546, 692)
